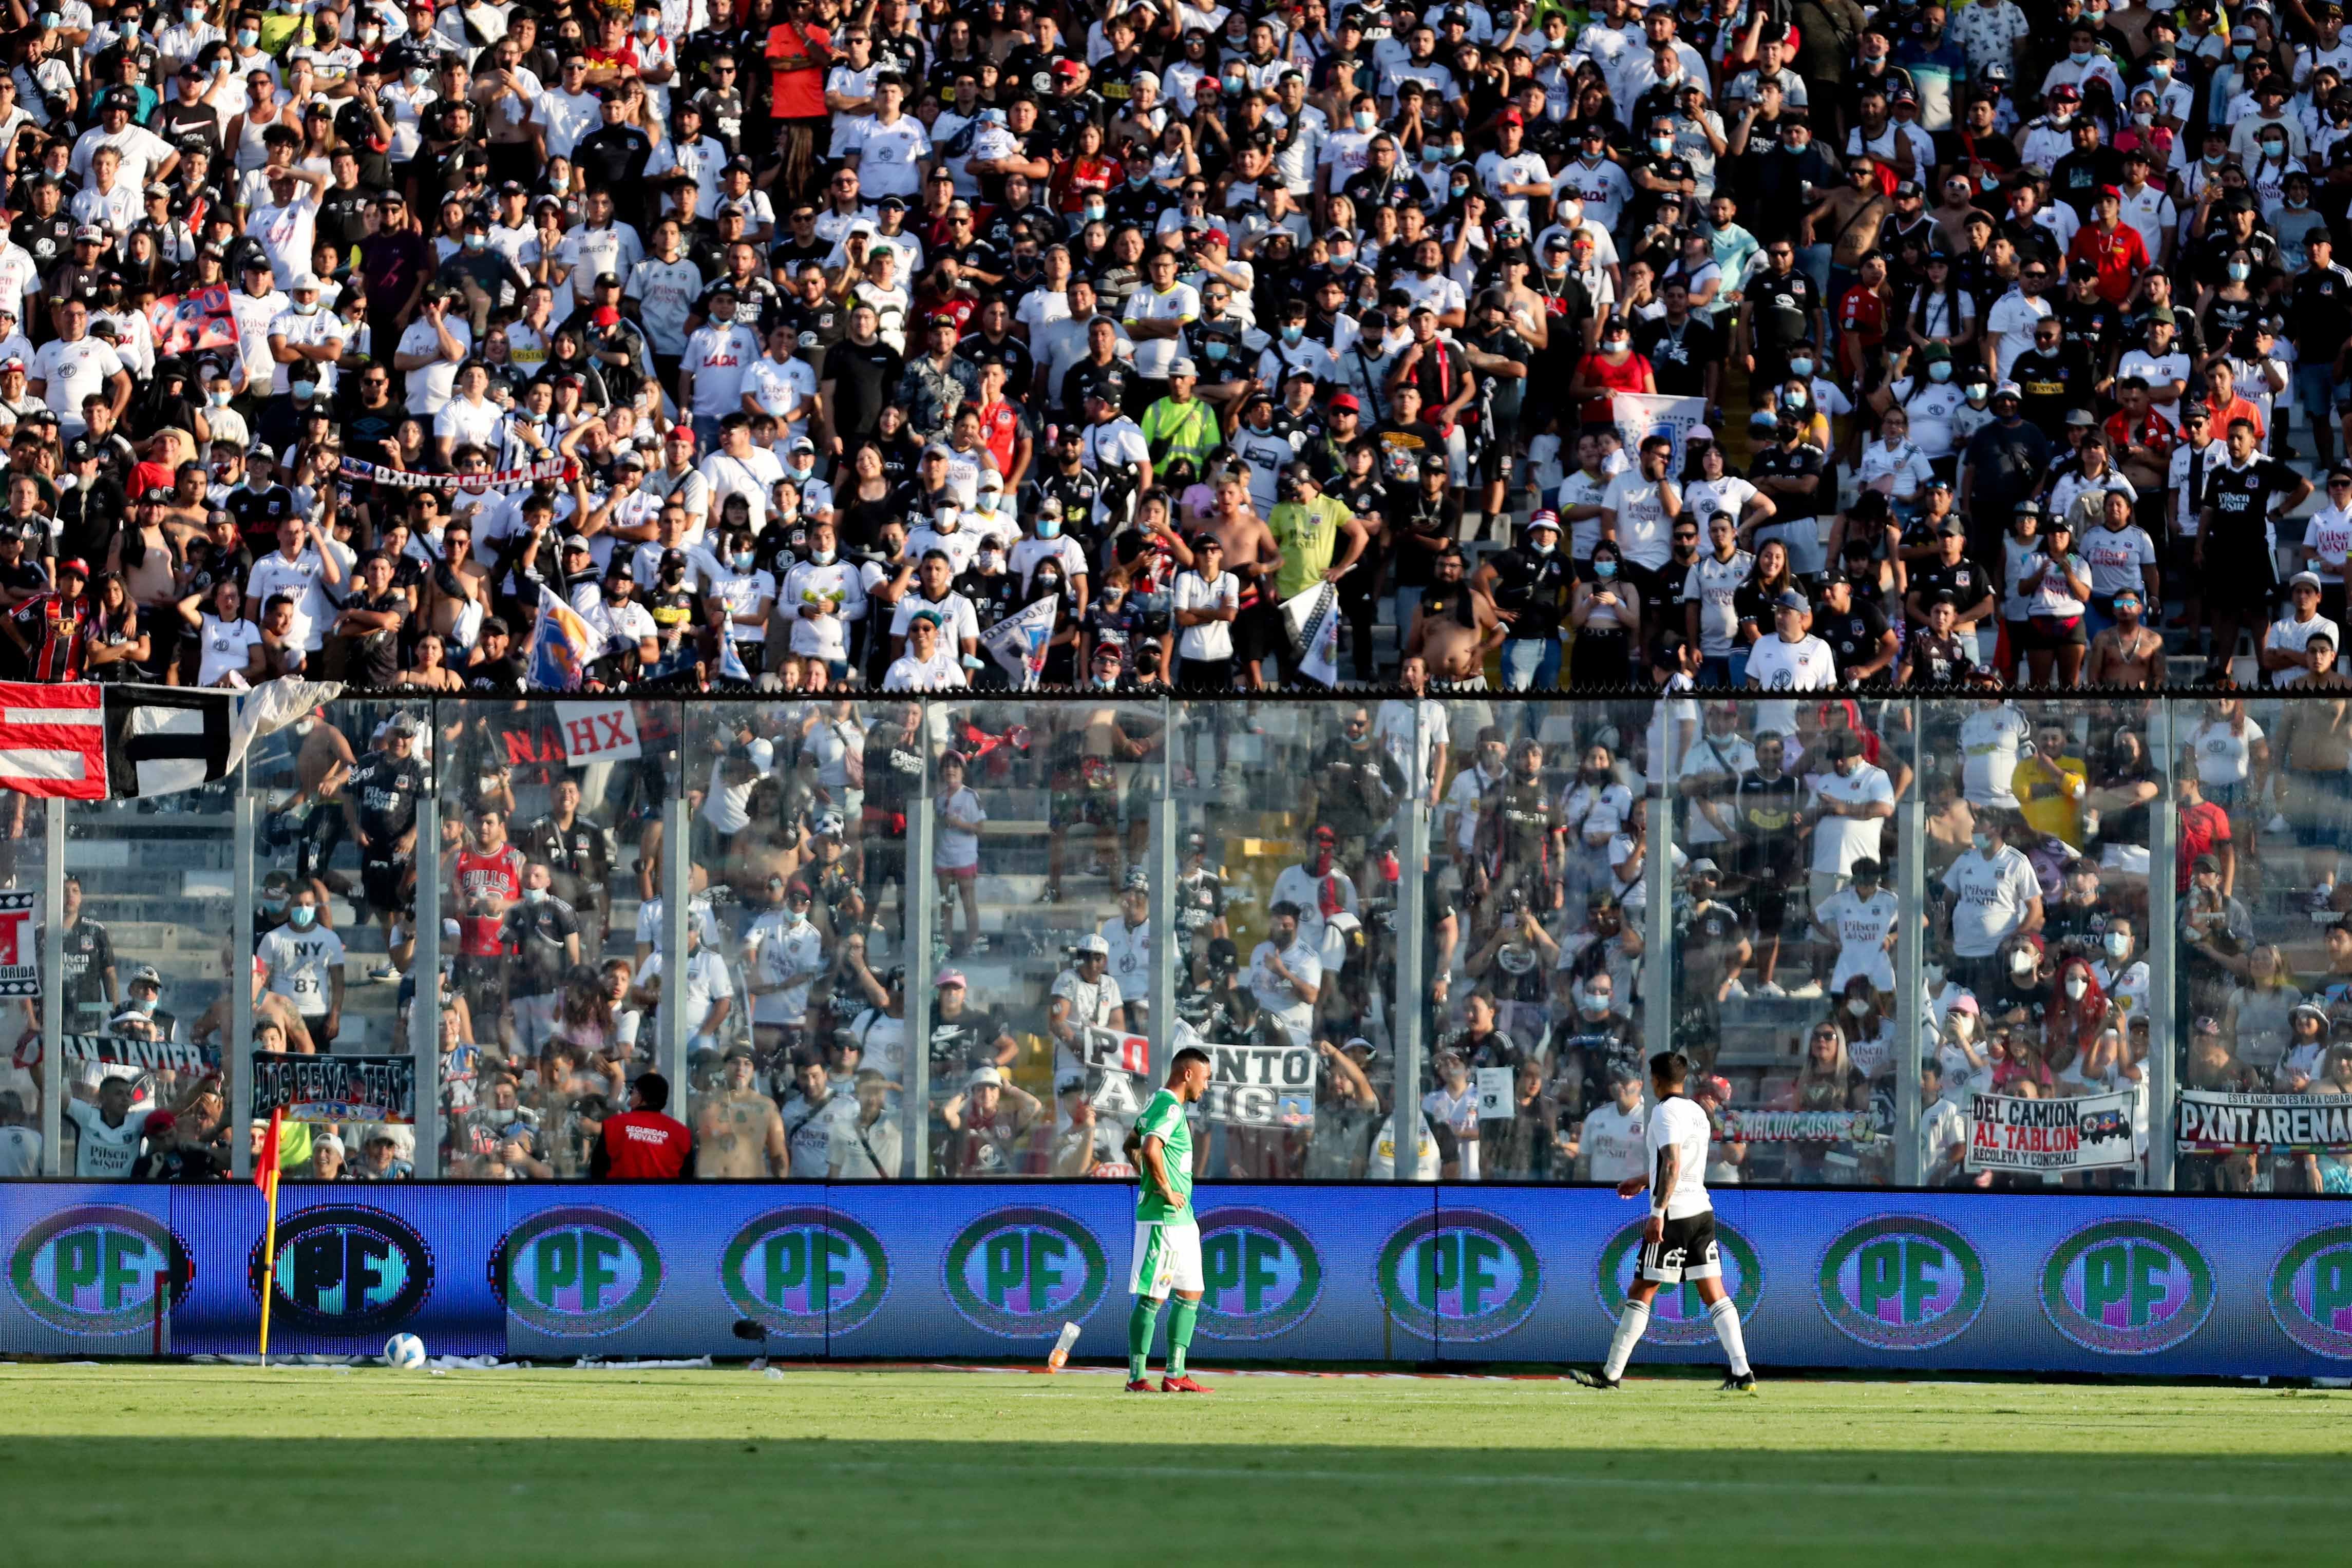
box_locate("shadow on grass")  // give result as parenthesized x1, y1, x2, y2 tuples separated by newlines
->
(0, 1438, 2340, 1564)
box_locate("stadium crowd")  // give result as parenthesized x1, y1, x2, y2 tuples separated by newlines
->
(1, 0, 2351, 693)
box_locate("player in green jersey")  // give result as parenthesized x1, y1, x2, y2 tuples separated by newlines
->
(1125, 1046, 1212, 1392)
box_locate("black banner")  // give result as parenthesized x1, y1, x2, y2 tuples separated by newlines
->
(251, 1053, 417, 1123)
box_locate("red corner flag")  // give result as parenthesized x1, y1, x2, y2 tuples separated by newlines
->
(255, 1108, 282, 1195)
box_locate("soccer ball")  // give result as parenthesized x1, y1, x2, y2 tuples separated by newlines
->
(383, 1333, 427, 1370)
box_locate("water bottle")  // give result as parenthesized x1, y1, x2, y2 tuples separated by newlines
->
(1046, 1320, 1082, 1372)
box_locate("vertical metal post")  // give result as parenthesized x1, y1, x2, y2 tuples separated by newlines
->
(1894, 699, 1924, 1187)
(230, 769, 256, 1181)
(2147, 700, 2178, 1190)
(1391, 698, 1429, 1178)
(904, 717, 935, 1178)
(1147, 696, 1175, 1078)
(660, 777, 689, 1096)
(1642, 699, 1677, 1068)
(409, 782, 441, 1178)
(37, 798, 62, 1175)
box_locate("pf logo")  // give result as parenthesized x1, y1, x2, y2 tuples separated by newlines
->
(1596, 1219, 1763, 1346)
(2039, 1218, 2214, 1355)
(2267, 1225, 2352, 1360)
(248, 1205, 432, 1334)
(940, 1206, 1107, 1337)
(1374, 1209, 1541, 1343)
(495, 1207, 664, 1337)
(720, 1208, 891, 1340)
(1197, 1208, 1323, 1342)
(9, 1206, 190, 1335)
(1816, 1216, 1988, 1351)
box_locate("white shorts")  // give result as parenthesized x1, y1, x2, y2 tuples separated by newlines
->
(1129, 1219, 1203, 1301)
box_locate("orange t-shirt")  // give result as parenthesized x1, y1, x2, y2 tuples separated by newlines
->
(765, 22, 831, 120)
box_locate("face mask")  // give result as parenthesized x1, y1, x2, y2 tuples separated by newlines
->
(2070, 49, 2092, 64)
(238, 26, 258, 45)
(522, 886, 547, 905)
(1595, 559, 1617, 579)
(731, 550, 753, 571)
(1847, 998, 1870, 1017)
(1355, 109, 1376, 130)
(1224, 72, 1247, 92)
(2011, 951, 2038, 979)
(2105, 932, 2131, 959)
(2133, 109, 2154, 126)
(1281, 324, 1303, 343)
(406, 66, 429, 85)
(2151, 63, 2171, 82)
(261, 894, 287, 914)
(1928, 359, 1953, 383)
(122, 17, 140, 35)
(1580, 990, 1610, 1013)
(1964, 384, 1989, 405)
(1036, 517, 1061, 540)
(208, 389, 230, 406)
(1972, 832, 1994, 853)
(2205, 150, 2226, 165)
(1531, 538, 1554, 556)
(1127, 171, 1149, 187)
(290, 906, 316, 928)
(464, 233, 486, 251)
(132, 993, 156, 1014)
(1789, 357, 1813, 378)
(2234, 43, 2253, 61)
(1649, 136, 1673, 154)
(1204, 340, 1228, 359)
(1950, 1014, 1975, 1040)
(1786, 388, 1809, 410)
(2065, 974, 2089, 1000)
(636, 11, 656, 29)
(1451, 178, 1470, 195)
(2262, 138, 2285, 155)
(2229, 262, 2251, 280)
(1604, 337, 1630, 354)
(1083, 200, 1106, 221)
(291, 379, 317, 400)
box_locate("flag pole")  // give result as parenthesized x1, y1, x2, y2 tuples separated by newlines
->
(256, 1108, 282, 1365)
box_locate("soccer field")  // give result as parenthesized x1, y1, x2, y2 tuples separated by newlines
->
(2, 1365, 2345, 1564)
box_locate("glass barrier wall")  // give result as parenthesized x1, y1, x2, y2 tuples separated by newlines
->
(16, 691, 2352, 1195)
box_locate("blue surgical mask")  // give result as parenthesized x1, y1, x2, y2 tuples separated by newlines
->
(208, 389, 230, 406)
(2151, 63, 2171, 82)
(1927, 360, 1953, 383)
(731, 550, 753, 570)
(291, 378, 317, 400)
(1789, 356, 1813, 377)
(1354, 109, 1376, 130)
(2229, 261, 2251, 280)
(2070, 49, 2092, 65)
(1084, 200, 1105, 221)
(133, 994, 157, 1014)
(1204, 340, 1228, 359)
(464, 233, 485, 251)
(1036, 518, 1061, 539)
(237, 26, 258, 46)
(810, 548, 836, 566)
(1595, 559, 1618, 579)
(1281, 324, 1303, 343)
(1786, 387, 1809, 410)
(290, 905, 316, 928)
(523, 886, 546, 905)
(2234, 43, 2253, 61)
(1649, 135, 1673, 154)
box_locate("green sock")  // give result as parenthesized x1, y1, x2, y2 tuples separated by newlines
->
(1166, 1295, 1199, 1378)
(1127, 1296, 1163, 1382)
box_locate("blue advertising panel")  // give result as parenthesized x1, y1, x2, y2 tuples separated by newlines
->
(166, 1183, 505, 1356)
(0, 1183, 180, 1357)
(4, 1183, 2351, 1377)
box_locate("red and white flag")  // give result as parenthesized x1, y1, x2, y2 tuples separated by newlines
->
(0, 682, 106, 799)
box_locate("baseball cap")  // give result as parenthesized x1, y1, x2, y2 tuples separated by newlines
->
(967, 1066, 1004, 1088)
(1329, 393, 1360, 413)
(2293, 569, 2325, 590)
(1076, 933, 1111, 956)
(1772, 588, 1809, 612)
(55, 558, 89, 579)
(1169, 356, 1199, 377)
(935, 969, 968, 989)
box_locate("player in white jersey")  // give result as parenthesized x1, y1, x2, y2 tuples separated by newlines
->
(1574, 1050, 1756, 1392)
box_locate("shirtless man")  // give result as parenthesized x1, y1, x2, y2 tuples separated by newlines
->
(2084, 586, 2166, 687)
(1197, 468, 1284, 690)
(1407, 544, 1503, 689)
(694, 1047, 790, 1177)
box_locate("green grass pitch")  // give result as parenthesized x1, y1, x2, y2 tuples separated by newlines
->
(1, 1363, 2346, 1564)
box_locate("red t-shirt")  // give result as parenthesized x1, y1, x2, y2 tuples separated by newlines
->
(1836, 284, 1888, 347)
(597, 1110, 693, 1178)
(2177, 799, 2232, 892)
(764, 23, 831, 120)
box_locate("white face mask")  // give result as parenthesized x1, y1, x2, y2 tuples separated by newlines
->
(1846, 998, 1870, 1017)
(2065, 975, 2089, 1000)
(2104, 931, 2131, 959)
(1949, 1014, 1975, 1040)
(2012, 951, 2039, 979)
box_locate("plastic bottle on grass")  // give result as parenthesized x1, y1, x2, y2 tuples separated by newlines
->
(1047, 1321, 1081, 1371)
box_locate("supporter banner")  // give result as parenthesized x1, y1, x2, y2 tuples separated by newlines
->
(1718, 1108, 1884, 1143)
(1968, 1092, 2137, 1172)
(1610, 392, 1708, 475)
(52, 1183, 2352, 1373)
(1078, 1026, 1150, 1121)
(528, 585, 608, 694)
(552, 700, 642, 764)
(338, 456, 575, 492)
(1279, 583, 1341, 689)
(978, 596, 1055, 689)
(63, 1034, 217, 1075)
(147, 285, 237, 357)
(1201, 1041, 1316, 1127)
(250, 1052, 418, 1123)
(0, 888, 34, 997)
(2178, 1091, 2352, 1153)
